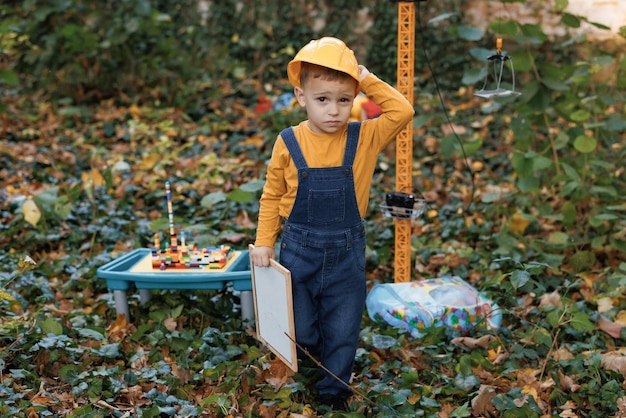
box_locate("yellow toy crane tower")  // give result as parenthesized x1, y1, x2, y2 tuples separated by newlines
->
(395, 1, 415, 283)
(388, 0, 425, 282)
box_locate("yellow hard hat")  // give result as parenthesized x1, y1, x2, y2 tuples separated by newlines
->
(287, 37, 360, 95)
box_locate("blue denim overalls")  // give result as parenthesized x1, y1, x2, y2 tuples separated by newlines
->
(279, 122, 366, 398)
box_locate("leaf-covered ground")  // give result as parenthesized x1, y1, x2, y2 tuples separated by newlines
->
(1, 78, 626, 418)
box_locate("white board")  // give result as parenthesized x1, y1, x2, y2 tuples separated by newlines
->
(249, 245, 297, 372)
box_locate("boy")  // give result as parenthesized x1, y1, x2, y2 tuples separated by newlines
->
(251, 37, 414, 410)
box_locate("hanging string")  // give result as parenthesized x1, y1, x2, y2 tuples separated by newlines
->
(497, 0, 503, 54)
(415, 2, 476, 214)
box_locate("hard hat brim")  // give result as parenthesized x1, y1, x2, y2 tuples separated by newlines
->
(287, 37, 360, 96)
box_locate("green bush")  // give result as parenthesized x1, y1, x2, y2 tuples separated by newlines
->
(1, 0, 398, 105)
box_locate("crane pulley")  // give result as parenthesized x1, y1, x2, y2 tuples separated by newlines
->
(474, 37, 522, 99)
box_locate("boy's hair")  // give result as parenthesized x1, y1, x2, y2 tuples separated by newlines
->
(299, 62, 357, 89)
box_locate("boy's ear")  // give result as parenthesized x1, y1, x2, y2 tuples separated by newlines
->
(294, 87, 306, 107)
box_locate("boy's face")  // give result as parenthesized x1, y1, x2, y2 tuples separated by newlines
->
(294, 76, 356, 135)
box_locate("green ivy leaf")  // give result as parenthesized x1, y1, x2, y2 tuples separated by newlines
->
(59, 365, 80, 385)
(488, 20, 518, 36)
(510, 49, 533, 72)
(139, 406, 162, 418)
(239, 179, 265, 193)
(561, 201, 577, 226)
(533, 155, 553, 171)
(469, 47, 493, 61)
(569, 312, 595, 332)
(458, 25, 483, 41)
(200, 191, 226, 207)
(554, 131, 570, 150)
(561, 13, 581, 28)
(0, 70, 19, 86)
(605, 114, 626, 131)
(439, 135, 457, 159)
(570, 109, 590, 122)
(517, 176, 540, 193)
(553, 0, 569, 12)
(561, 163, 581, 182)
(542, 77, 570, 91)
(590, 185, 617, 197)
(510, 270, 530, 289)
(77, 327, 106, 341)
(546, 309, 563, 329)
(532, 327, 553, 347)
(94, 343, 121, 358)
(463, 66, 486, 85)
(414, 113, 434, 129)
(548, 231, 570, 246)
(171, 304, 184, 319)
(569, 250, 596, 272)
(202, 393, 232, 413)
(450, 401, 472, 417)
(454, 373, 480, 391)
(591, 235, 607, 248)
(511, 151, 533, 178)
(227, 188, 253, 203)
(40, 317, 63, 336)
(573, 135, 597, 153)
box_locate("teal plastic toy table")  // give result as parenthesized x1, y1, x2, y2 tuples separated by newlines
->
(96, 248, 253, 321)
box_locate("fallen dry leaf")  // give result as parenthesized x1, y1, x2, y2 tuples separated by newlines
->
(451, 335, 496, 349)
(513, 393, 531, 408)
(30, 395, 55, 405)
(22, 198, 41, 227)
(615, 310, 626, 326)
(539, 290, 562, 309)
(492, 351, 509, 365)
(601, 348, 626, 375)
(558, 369, 581, 393)
(598, 315, 624, 338)
(258, 403, 278, 418)
(596, 296, 614, 313)
(440, 122, 467, 136)
(471, 385, 497, 417)
(164, 317, 177, 331)
(261, 357, 294, 390)
(521, 384, 538, 401)
(130, 347, 149, 370)
(289, 406, 318, 418)
(616, 396, 626, 418)
(408, 392, 421, 405)
(81, 167, 105, 188)
(508, 212, 530, 234)
(551, 347, 574, 361)
(171, 363, 192, 384)
(107, 313, 135, 341)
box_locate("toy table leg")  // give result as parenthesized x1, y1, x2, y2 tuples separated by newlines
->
(240, 290, 254, 322)
(113, 290, 130, 320)
(139, 289, 152, 305)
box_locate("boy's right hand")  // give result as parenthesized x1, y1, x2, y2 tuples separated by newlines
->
(358, 65, 370, 81)
(250, 246, 275, 267)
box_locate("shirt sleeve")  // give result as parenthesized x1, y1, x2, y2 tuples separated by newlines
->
(254, 137, 288, 247)
(359, 73, 415, 151)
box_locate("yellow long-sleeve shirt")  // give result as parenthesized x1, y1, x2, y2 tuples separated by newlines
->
(254, 73, 414, 248)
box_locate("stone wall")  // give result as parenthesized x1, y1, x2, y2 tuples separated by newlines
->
(464, 0, 624, 42)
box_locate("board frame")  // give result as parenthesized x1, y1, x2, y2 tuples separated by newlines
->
(249, 245, 297, 372)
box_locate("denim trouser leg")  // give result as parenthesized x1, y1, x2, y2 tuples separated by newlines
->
(282, 235, 366, 397)
(317, 245, 366, 396)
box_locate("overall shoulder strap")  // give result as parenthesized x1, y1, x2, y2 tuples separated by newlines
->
(279, 127, 308, 169)
(342, 122, 361, 167)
